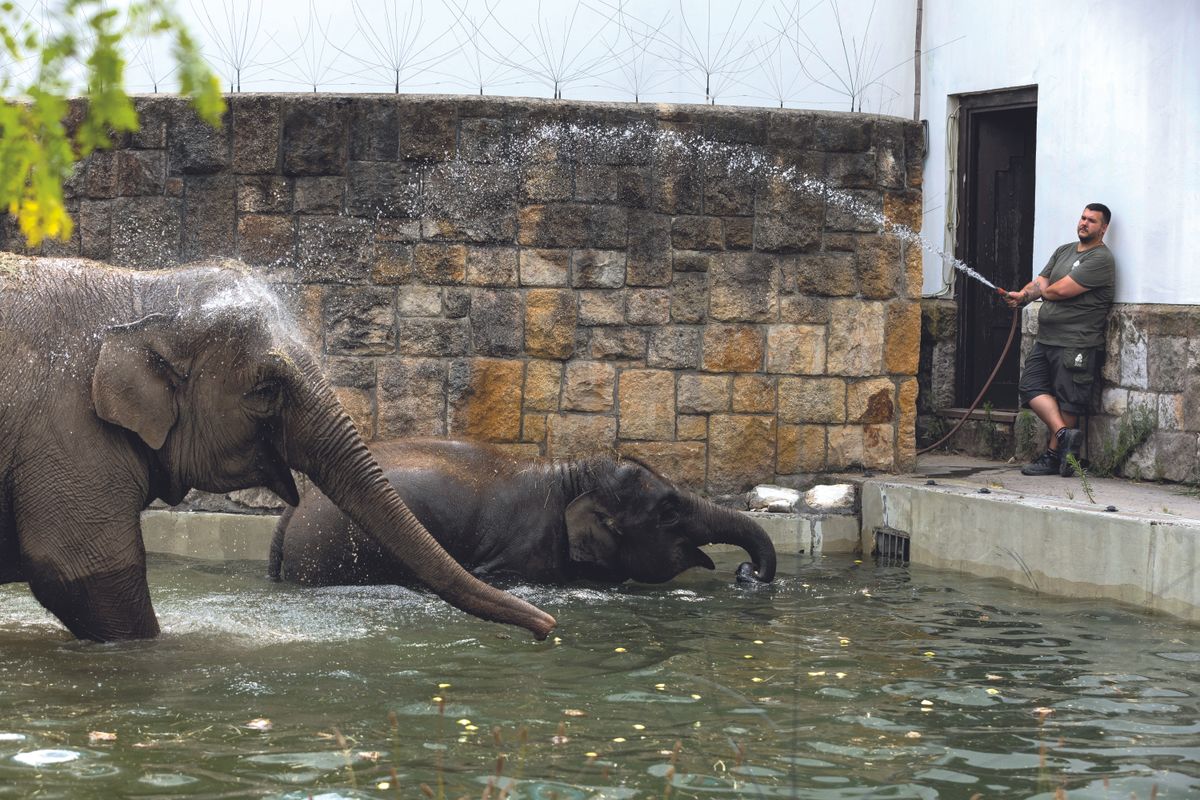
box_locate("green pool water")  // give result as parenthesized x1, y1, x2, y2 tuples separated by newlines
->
(0, 552, 1197, 799)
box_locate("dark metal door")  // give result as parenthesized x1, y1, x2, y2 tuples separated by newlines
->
(955, 89, 1037, 409)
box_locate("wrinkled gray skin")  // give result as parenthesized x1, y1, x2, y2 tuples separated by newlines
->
(0, 256, 554, 642)
(269, 439, 776, 587)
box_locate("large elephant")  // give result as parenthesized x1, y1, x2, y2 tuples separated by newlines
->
(0, 256, 554, 642)
(269, 438, 777, 587)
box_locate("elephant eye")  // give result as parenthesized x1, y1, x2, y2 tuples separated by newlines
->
(244, 379, 284, 416)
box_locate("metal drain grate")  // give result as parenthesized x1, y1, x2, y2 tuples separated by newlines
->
(873, 526, 910, 564)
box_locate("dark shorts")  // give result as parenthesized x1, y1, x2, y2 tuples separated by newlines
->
(1019, 342, 1101, 415)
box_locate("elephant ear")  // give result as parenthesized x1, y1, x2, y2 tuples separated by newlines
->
(92, 314, 185, 450)
(564, 493, 620, 569)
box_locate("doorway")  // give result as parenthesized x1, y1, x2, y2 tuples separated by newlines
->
(954, 87, 1037, 410)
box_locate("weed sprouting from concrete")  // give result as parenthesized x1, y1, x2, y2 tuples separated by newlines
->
(1065, 454, 1096, 504)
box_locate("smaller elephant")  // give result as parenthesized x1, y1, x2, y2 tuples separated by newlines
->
(270, 439, 776, 587)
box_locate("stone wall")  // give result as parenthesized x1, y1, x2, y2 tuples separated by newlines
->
(919, 297, 1200, 482)
(2, 94, 925, 496)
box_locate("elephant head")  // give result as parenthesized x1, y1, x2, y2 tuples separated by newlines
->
(91, 265, 555, 638)
(563, 457, 776, 584)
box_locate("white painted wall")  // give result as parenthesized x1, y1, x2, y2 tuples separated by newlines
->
(920, 0, 1200, 304)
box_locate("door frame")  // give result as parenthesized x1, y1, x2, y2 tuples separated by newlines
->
(953, 85, 1038, 409)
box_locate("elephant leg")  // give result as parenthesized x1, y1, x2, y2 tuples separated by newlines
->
(17, 493, 159, 641)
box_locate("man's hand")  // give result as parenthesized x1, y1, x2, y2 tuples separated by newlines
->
(1004, 290, 1026, 309)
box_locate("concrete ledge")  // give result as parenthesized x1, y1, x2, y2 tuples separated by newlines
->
(142, 510, 278, 561)
(141, 509, 847, 562)
(861, 478, 1200, 622)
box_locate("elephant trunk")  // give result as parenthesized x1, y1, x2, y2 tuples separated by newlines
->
(684, 496, 777, 583)
(283, 363, 556, 639)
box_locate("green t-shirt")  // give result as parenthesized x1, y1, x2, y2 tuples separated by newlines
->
(1035, 242, 1116, 348)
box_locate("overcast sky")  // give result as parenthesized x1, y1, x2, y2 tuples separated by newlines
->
(8, 0, 927, 114)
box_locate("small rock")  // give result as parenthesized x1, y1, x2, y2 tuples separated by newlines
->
(746, 485, 801, 512)
(803, 483, 856, 512)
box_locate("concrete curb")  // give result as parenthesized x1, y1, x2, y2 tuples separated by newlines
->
(861, 477, 1200, 623)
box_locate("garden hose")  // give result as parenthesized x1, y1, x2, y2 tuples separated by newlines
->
(916, 290, 1020, 455)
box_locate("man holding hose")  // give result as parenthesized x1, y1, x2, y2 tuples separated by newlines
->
(1005, 204, 1116, 477)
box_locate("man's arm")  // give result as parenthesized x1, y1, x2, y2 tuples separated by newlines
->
(1005, 274, 1088, 307)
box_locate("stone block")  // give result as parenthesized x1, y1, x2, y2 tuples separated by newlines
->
(237, 214, 295, 267)
(724, 217, 753, 250)
(626, 289, 671, 325)
(325, 287, 396, 355)
(127, 96, 170, 149)
(847, 378, 896, 423)
(347, 161, 420, 218)
(520, 248, 570, 286)
(579, 290, 626, 326)
(1183, 374, 1200, 432)
(413, 243, 467, 284)
(372, 242, 415, 285)
(109, 196, 182, 267)
(670, 273, 708, 324)
(575, 164, 650, 207)
(754, 180, 823, 252)
(183, 176, 237, 259)
(781, 295, 832, 325)
(238, 176, 292, 213)
(708, 415, 777, 494)
(1118, 315, 1150, 389)
(282, 97, 351, 176)
(168, 103, 229, 175)
(618, 370, 676, 440)
(294, 177, 345, 213)
(324, 356, 376, 389)
(466, 247, 519, 287)
(903, 242, 923, 299)
(827, 299, 885, 376)
(230, 95, 280, 173)
(648, 327, 701, 369)
(1158, 392, 1184, 430)
(78, 199, 111, 260)
(525, 288, 577, 359)
(709, 252, 780, 322)
(704, 169, 756, 216)
(677, 374, 730, 414)
(562, 361, 616, 412)
(618, 442, 707, 490)
(778, 377, 846, 423)
(701, 324, 764, 373)
(827, 151, 876, 189)
(784, 251, 856, 297)
(884, 190, 922, 234)
(885, 300, 921, 375)
(826, 425, 865, 469)
(766, 324, 826, 375)
(1148, 335, 1188, 392)
(297, 216, 374, 282)
(399, 100, 457, 160)
(626, 213, 672, 287)
(348, 98, 399, 161)
(778, 424, 826, 474)
(897, 377, 918, 469)
(523, 163, 574, 203)
(470, 289, 523, 356)
(855, 234, 903, 299)
(447, 358, 524, 442)
(586, 328, 645, 361)
(672, 216, 724, 250)
(573, 249, 626, 288)
(85, 150, 166, 198)
(525, 360, 563, 411)
(677, 414, 707, 440)
(396, 318, 469, 357)
(733, 375, 775, 413)
(826, 189, 883, 233)
(816, 116, 873, 152)
(279, 284, 325, 352)
(521, 414, 547, 444)
(333, 386, 374, 440)
(547, 414, 618, 459)
(377, 358, 446, 438)
(457, 116, 507, 161)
